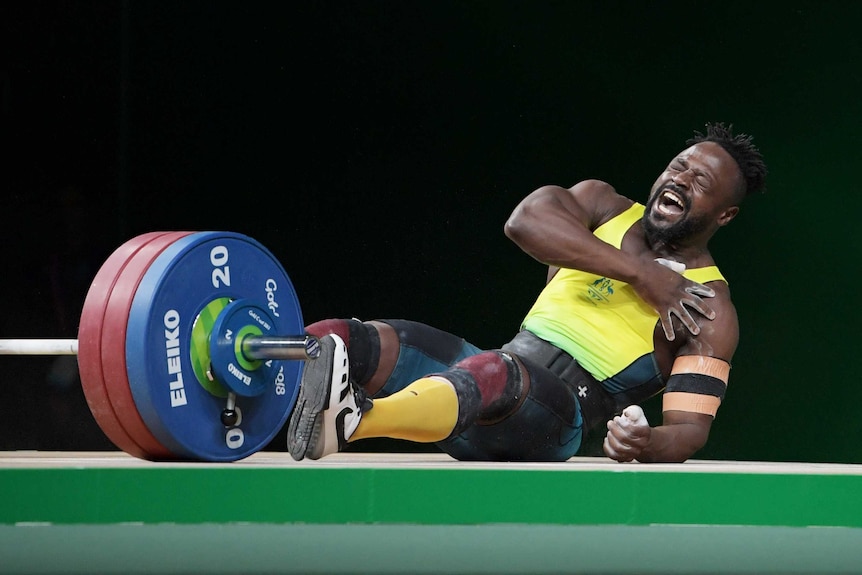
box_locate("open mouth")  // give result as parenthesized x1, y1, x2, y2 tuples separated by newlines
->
(656, 189, 686, 216)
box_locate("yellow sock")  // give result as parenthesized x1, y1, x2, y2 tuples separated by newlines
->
(351, 377, 459, 443)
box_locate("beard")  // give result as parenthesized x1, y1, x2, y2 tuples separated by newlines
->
(642, 188, 709, 246)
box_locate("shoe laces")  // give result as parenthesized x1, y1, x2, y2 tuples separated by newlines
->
(352, 382, 374, 414)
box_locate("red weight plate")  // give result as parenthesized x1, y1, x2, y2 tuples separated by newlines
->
(100, 231, 195, 460)
(78, 232, 172, 458)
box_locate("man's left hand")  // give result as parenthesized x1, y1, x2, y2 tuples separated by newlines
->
(603, 405, 651, 462)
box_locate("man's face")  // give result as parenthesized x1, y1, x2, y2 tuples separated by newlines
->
(643, 141, 742, 246)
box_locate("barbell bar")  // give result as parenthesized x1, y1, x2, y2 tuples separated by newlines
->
(0, 339, 79, 355)
(0, 335, 319, 361)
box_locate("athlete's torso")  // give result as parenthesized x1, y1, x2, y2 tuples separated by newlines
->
(521, 203, 726, 408)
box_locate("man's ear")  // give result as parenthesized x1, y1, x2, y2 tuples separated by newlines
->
(718, 205, 739, 226)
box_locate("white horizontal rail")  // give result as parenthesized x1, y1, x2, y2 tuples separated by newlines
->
(0, 339, 79, 355)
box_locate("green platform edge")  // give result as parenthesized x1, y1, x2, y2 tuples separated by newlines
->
(3, 464, 862, 574)
(3, 465, 862, 526)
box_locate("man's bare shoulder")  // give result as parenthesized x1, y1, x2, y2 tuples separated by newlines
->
(570, 179, 619, 196)
(569, 180, 636, 227)
(678, 281, 739, 361)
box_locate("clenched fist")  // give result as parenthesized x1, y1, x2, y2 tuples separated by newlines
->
(603, 405, 650, 463)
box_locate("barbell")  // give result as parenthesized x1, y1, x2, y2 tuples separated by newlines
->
(0, 231, 320, 462)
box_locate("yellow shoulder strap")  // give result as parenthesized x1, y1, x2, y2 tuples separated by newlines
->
(594, 203, 644, 248)
(593, 202, 727, 285)
(684, 266, 727, 285)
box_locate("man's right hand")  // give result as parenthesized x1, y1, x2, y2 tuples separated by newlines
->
(633, 258, 716, 341)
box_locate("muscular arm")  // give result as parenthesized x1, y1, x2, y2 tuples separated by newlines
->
(642, 412, 714, 462)
(604, 284, 738, 463)
(505, 181, 716, 339)
(504, 181, 640, 279)
(606, 410, 713, 463)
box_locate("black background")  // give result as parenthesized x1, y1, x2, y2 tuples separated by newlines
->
(2, 1, 861, 462)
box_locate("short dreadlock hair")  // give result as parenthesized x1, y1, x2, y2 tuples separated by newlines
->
(687, 122, 767, 198)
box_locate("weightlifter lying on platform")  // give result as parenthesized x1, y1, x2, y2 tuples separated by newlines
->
(287, 123, 767, 463)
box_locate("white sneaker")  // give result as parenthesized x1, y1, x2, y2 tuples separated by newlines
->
(287, 334, 366, 460)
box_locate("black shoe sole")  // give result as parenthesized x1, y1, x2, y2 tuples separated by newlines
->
(286, 335, 335, 461)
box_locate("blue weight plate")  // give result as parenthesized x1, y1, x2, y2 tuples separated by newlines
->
(209, 299, 279, 398)
(124, 232, 304, 462)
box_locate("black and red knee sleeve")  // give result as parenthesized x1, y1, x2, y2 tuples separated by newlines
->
(434, 351, 525, 435)
(304, 318, 380, 385)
